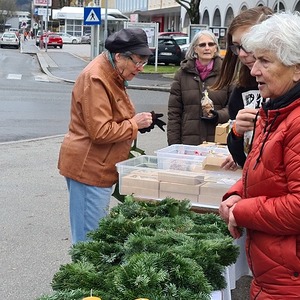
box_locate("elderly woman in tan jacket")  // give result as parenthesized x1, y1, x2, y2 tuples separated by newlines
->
(167, 30, 231, 146)
(58, 28, 154, 244)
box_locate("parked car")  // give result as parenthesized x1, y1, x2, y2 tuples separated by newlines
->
(57, 32, 81, 44)
(172, 36, 189, 47)
(40, 33, 63, 48)
(81, 33, 91, 44)
(148, 37, 182, 66)
(180, 43, 190, 60)
(0, 32, 20, 49)
(158, 32, 188, 37)
(35, 30, 41, 46)
(8, 28, 20, 38)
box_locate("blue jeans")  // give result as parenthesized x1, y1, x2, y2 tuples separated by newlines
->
(66, 177, 112, 244)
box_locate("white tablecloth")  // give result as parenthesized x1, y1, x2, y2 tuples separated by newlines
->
(215, 234, 252, 300)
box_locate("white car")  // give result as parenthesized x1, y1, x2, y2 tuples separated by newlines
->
(0, 32, 20, 49)
(57, 32, 81, 44)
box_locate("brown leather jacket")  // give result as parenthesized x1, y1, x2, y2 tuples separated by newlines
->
(58, 52, 138, 187)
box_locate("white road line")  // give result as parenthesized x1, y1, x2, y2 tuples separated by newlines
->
(7, 74, 22, 80)
(34, 74, 50, 82)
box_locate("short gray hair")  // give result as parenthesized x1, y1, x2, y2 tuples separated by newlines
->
(185, 30, 220, 60)
(242, 11, 300, 66)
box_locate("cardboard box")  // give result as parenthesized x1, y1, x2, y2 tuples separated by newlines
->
(130, 169, 158, 179)
(197, 194, 222, 207)
(214, 122, 230, 144)
(120, 185, 159, 199)
(202, 155, 226, 170)
(159, 191, 199, 202)
(122, 173, 159, 190)
(200, 182, 229, 197)
(160, 181, 202, 195)
(157, 170, 204, 185)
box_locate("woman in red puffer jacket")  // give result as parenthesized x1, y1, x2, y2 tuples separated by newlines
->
(219, 12, 300, 299)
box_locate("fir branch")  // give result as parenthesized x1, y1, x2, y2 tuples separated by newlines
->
(38, 198, 240, 300)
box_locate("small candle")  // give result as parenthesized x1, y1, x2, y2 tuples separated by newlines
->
(82, 289, 101, 300)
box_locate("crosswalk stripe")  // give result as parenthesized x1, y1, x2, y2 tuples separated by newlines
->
(7, 74, 22, 80)
(3, 73, 60, 82)
(34, 75, 50, 82)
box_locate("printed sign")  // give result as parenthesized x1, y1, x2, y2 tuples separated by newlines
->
(84, 7, 101, 25)
(34, 0, 52, 6)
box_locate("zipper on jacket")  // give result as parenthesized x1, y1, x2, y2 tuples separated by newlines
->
(253, 111, 280, 170)
(253, 288, 263, 299)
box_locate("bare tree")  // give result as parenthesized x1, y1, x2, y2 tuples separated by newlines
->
(175, 0, 201, 24)
(59, 0, 71, 6)
(0, 0, 17, 31)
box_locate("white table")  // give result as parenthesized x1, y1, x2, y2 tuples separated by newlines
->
(214, 234, 251, 300)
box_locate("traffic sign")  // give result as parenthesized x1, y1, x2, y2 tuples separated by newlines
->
(37, 7, 51, 17)
(84, 7, 101, 25)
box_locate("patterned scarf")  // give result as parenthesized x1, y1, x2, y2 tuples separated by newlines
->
(195, 59, 214, 81)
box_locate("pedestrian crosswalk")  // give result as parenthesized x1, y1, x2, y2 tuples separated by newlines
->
(5, 73, 60, 82)
(7, 74, 22, 80)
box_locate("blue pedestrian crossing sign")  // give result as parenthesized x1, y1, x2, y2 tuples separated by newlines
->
(84, 7, 101, 25)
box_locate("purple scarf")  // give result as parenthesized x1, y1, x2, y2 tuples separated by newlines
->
(195, 59, 214, 81)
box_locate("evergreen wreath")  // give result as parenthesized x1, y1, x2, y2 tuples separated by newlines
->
(37, 197, 239, 300)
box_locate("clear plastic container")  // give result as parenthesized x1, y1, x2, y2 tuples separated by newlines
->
(155, 144, 229, 170)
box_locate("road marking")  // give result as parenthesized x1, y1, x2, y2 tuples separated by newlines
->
(7, 74, 22, 80)
(34, 74, 50, 82)
(34, 74, 60, 82)
(4, 73, 60, 82)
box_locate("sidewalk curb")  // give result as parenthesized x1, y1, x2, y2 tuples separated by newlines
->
(37, 52, 76, 84)
(37, 52, 171, 92)
(0, 134, 64, 146)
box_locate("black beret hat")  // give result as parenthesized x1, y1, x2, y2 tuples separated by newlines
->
(105, 28, 152, 56)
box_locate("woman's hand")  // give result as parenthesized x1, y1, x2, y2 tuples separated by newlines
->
(219, 194, 241, 223)
(228, 204, 242, 239)
(221, 155, 238, 171)
(133, 112, 153, 129)
(235, 108, 258, 135)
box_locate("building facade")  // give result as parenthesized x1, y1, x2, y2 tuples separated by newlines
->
(114, 0, 300, 35)
(51, 0, 116, 8)
(116, 0, 181, 32)
(181, 0, 300, 30)
(52, 6, 127, 36)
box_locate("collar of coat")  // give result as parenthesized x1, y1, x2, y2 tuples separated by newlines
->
(180, 56, 223, 79)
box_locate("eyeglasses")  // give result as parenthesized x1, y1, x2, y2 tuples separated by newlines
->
(197, 42, 216, 48)
(229, 44, 250, 55)
(127, 56, 148, 68)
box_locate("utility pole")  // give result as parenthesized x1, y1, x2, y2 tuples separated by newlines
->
(104, 0, 108, 42)
(45, 0, 49, 52)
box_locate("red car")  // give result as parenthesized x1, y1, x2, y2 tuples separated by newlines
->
(40, 33, 63, 48)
